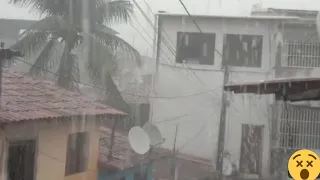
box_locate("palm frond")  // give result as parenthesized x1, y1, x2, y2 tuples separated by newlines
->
(56, 43, 80, 90)
(28, 38, 62, 77)
(11, 15, 72, 58)
(23, 15, 72, 33)
(83, 33, 117, 85)
(93, 26, 141, 66)
(96, 0, 133, 24)
(11, 31, 49, 59)
(9, 0, 68, 17)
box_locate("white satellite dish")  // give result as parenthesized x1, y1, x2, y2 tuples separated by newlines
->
(128, 126, 150, 154)
(143, 122, 164, 146)
(222, 158, 233, 176)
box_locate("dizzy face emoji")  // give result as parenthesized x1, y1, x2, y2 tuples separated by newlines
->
(288, 149, 320, 180)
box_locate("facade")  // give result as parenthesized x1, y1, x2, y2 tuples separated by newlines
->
(251, 7, 320, 179)
(151, 12, 303, 179)
(0, 68, 126, 180)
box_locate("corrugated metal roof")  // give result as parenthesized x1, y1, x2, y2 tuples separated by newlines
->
(0, 68, 126, 123)
(224, 77, 320, 102)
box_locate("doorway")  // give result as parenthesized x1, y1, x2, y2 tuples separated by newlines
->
(7, 140, 36, 180)
(239, 124, 263, 176)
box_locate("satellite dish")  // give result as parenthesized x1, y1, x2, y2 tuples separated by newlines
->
(128, 126, 150, 154)
(143, 122, 164, 146)
(222, 158, 233, 176)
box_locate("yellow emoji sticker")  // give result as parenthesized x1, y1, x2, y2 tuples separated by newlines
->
(288, 149, 320, 180)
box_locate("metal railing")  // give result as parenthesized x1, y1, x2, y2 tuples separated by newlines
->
(281, 40, 320, 68)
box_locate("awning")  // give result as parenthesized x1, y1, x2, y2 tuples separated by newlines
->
(224, 77, 320, 102)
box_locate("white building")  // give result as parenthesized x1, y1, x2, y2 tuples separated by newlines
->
(150, 12, 320, 179)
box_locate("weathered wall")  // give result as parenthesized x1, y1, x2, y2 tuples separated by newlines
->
(0, 118, 101, 180)
(151, 15, 284, 178)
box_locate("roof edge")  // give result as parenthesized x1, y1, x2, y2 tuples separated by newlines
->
(157, 13, 300, 21)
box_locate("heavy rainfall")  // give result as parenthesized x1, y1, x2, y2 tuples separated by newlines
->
(0, 0, 320, 180)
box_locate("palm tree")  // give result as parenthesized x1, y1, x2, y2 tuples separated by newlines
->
(8, 0, 141, 92)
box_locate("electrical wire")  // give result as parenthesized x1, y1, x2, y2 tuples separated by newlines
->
(178, 123, 206, 150)
(131, 0, 223, 92)
(154, 100, 217, 124)
(178, 0, 223, 58)
(13, 57, 222, 99)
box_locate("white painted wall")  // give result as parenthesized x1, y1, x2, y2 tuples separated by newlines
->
(151, 14, 288, 178)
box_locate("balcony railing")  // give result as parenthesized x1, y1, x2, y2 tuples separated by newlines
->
(281, 40, 320, 68)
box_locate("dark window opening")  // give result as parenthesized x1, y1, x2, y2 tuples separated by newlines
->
(222, 34, 263, 67)
(65, 132, 89, 176)
(8, 140, 36, 180)
(176, 32, 215, 65)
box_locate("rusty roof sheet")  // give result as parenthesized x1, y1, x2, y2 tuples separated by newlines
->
(99, 127, 132, 170)
(0, 68, 126, 123)
(224, 77, 320, 101)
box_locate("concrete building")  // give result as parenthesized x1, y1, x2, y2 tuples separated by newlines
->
(150, 12, 311, 179)
(251, 6, 320, 179)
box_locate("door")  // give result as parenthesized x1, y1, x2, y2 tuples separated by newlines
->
(7, 140, 36, 180)
(239, 124, 263, 176)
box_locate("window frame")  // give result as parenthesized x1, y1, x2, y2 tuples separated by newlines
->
(65, 131, 89, 176)
(222, 33, 263, 68)
(175, 31, 216, 65)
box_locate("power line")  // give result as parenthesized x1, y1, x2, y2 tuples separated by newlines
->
(154, 100, 216, 124)
(12, 58, 227, 126)
(14, 57, 221, 99)
(131, 0, 219, 90)
(178, 122, 206, 150)
(177, 0, 222, 57)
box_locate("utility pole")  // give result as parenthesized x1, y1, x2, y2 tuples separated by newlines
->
(171, 124, 179, 180)
(215, 66, 230, 180)
(149, 12, 162, 123)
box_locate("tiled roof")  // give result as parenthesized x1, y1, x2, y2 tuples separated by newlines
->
(99, 126, 211, 171)
(121, 83, 151, 104)
(0, 68, 126, 123)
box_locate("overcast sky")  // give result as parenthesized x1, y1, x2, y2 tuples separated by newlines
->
(1, 0, 320, 57)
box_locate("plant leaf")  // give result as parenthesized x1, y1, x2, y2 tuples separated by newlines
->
(28, 38, 62, 77)
(96, 0, 133, 25)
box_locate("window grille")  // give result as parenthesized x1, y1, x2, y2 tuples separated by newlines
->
(282, 40, 320, 68)
(273, 103, 320, 150)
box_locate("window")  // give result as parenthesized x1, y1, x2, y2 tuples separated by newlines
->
(176, 32, 215, 65)
(283, 40, 320, 67)
(65, 132, 89, 175)
(272, 104, 320, 150)
(222, 34, 263, 67)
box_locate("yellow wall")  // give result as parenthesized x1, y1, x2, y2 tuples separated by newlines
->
(0, 118, 101, 180)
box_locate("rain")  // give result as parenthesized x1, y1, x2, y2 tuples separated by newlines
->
(1, 0, 320, 180)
